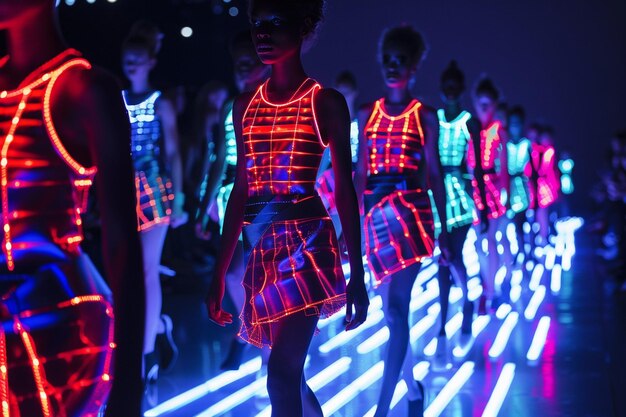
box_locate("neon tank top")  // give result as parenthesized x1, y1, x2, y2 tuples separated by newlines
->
(242, 79, 325, 197)
(365, 99, 424, 176)
(467, 120, 502, 171)
(438, 109, 471, 167)
(0, 49, 96, 271)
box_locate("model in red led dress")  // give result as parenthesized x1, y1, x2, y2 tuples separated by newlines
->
(121, 21, 187, 382)
(354, 26, 449, 417)
(469, 78, 509, 312)
(205, 1, 368, 416)
(0, 1, 144, 416)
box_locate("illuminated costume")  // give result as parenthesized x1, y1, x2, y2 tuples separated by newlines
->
(558, 156, 574, 196)
(122, 90, 174, 231)
(437, 109, 475, 231)
(507, 138, 531, 213)
(197, 99, 238, 233)
(315, 118, 358, 216)
(467, 121, 507, 220)
(363, 99, 435, 284)
(239, 79, 346, 348)
(529, 143, 560, 208)
(0, 49, 113, 417)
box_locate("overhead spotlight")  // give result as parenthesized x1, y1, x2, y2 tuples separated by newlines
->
(86, 0, 96, 3)
(181, 27, 193, 38)
(65, 0, 75, 5)
(229, 6, 239, 16)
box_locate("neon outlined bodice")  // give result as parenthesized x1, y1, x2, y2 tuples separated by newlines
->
(242, 79, 325, 197)
(365, 99, 425, 176)
(507, 138, 531, 175)
(467, 120, 502, 171)
(438, 109, 471, 167)
(0, 49, 96, 271)
(123, 90, 164, 171)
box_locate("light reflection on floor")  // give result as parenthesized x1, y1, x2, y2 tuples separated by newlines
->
(144, 217, 611, 417)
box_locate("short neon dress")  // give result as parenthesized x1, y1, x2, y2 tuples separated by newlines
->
(238, 79, 346, 348)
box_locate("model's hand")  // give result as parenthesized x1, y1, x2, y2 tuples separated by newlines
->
(170, 211, 189, 228)
(205, 277, 233, 326)
(345, 271, 369, 331)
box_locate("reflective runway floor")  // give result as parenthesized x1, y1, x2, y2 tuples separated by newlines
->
(143, 218, 626, 417)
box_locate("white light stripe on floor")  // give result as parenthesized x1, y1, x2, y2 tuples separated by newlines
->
(526, 316, 551, 362)
(424, 312, 463, 356)
(481, 363, 516, 417)
(529, 264, 545, 291)
(143, 357, 262, 416)
(550, 265, 562, 294)
(524, 285, 547, 320)
(495, 303, 512, 320)
(453, 315, 491, 358)
(410, 304, 441, 344)
(488, 312, 519, 358)
(423, 361, 475, 417)
(318, 309, 385, 354)
(321, 361, 385, 416)
(194, 377, 266, 417)
(254, 356, 353, 417)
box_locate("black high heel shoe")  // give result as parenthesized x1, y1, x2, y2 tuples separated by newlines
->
(407, 380, 425, 417)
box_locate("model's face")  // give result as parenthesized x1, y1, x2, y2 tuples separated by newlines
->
(249, 0, 303, 65)
(0, 0, 50, 29)
(440, 78, 464, 102)
(473, 93, 497, 125)
(508, 115, 524, 139)
(232, 46, 269, 88)
(380, 42, 416, 89)
(122, 49, 154, 82)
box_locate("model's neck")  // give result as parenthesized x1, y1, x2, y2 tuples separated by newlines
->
(444, 100, 462, 119)
(130, 79, 153, 95)
(386, 87, 412, 104)
(269, 53, 308, 95)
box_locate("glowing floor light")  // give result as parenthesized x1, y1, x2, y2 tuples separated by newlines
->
(488, 312, 519, 358)
(481, 363, 516, 417)
(511, 270, 523, 287)
(550, 265, 562, 294)
(529, 264, 545, 291)
(562, 250, 573, 271)
(494, 266, 508, 288)
(468, 283, 483, 302)
(318, 309, 384, 354)
(194, 377, 266, 417)
(544, 245, 556, 270)
(524, 285, 546, 320)
(357, 326, 389, 354)
(495, 303, 512, 320)
(410, 304, 440, 344)
(424, 312, 463, 356)
(526, 316, 551, 362)
(143, 357, 262, 416)
(509, 285, 522, 303)
(453, 315, 491, 358)
(423, 361, 475, 417)
(321, 361, 384, 416)
(410, 281, 440, 313)
(255, 357, 353, 417)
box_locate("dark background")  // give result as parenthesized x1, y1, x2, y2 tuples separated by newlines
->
(56, 0, 626, 216)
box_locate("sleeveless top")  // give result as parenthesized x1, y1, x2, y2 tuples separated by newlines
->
(242, 79, 325, 197)
(507, 138, 531, 176)
(364, 99, 424, 176)
(0, 49, 95, 271)
(467, 120, 502, 172)
(123, 90, 165, 174)
(438, 109, 471, 168)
